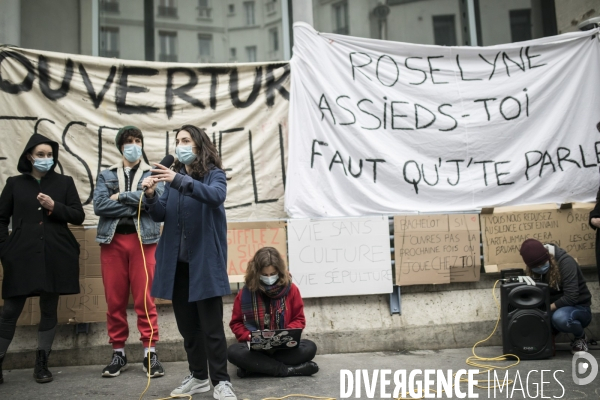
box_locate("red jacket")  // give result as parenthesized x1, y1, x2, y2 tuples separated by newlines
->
(230, 283, 306, 342)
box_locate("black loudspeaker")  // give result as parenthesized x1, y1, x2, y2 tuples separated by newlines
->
(501, 282, 553, 359)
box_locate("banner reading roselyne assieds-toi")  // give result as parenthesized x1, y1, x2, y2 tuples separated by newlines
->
(285, 23, 600, 218)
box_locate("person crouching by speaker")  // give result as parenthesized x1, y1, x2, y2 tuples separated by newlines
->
(93, 126, 165, 378)
(227, 247, 319, 378)
(519, 238, 592, 354)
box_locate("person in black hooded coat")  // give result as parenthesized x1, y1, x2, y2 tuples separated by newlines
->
(0, 133, 84, 384)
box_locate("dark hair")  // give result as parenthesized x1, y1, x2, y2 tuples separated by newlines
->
(173, 124, 223, 179)
(526, 254, 561, 290)
(244, 247, 291, 292)
(117, 127, 143, 151)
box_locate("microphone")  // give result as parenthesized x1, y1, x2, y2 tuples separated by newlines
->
(143, 155, 175, 191)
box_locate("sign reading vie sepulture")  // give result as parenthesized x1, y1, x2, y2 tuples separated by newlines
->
(287, 217, 393, 298)
(0, 47, 290, 225)
(286, 23, 600, 217)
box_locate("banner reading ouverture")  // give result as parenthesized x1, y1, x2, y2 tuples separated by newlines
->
(0, 47, 290, 224)
(285, 23, 600, 218)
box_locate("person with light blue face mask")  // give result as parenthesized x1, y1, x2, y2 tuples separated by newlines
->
(0, 134, 85, 385)
(142, 125, 237, 400)
(520, 239, 592, 355)
(93, 126, 165, 379)
(32, 156, 54, 173)
(227, 247, 319, 379)
(123, 142, 143, 163)
(175, 144, 197, 165)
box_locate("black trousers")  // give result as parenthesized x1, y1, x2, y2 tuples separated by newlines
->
(227, 339, 317, 377)
(172, 262, 230, 385)
(0, 293, 59, 340)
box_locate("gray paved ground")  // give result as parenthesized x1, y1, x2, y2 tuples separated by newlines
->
(0, 346, 598, 399)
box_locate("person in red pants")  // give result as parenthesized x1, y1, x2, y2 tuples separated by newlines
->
(93, 126, 165, 378)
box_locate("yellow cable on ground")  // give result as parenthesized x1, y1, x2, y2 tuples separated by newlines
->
(137, 195, 192, 400)
(464, 280, 520, 389)
(395, 280, 520, 399)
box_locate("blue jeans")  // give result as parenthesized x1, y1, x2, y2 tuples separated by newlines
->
(551, 305, 592, 338)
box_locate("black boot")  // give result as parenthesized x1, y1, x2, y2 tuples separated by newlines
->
(33, 349, 53, 383)
(0, 353, 4, 384)
(286, 361, 319, 376)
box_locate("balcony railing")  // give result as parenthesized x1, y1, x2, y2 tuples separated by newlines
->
(159, 54, 178, 62)
(198, 56, 215, 63)
(158, 6, 178, 17)
(334, 26, 349, 35)
(198, 7, 212, 18)
(100, 50, 120, 58)
(101, 1, 119, 13)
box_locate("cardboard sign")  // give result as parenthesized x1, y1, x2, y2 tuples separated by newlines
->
(287, 216, 393, 298)
(226, 221, 288, 277)
(559, 203, 596, 267)
(481, 203, 596, 272)
(394, 214, 481, 286)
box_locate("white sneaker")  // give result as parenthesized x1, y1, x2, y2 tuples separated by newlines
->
(213, 381, 237, 400)
(170, 373, 210, 397)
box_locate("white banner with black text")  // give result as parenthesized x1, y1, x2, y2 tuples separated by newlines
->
(285, 23, 600, 218)
(0, 47, 290, 224)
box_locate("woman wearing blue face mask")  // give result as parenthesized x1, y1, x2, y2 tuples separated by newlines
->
(142, 125, 237, 400)
(520, 239, 592, 354)
(227, 247, 319, 378)
(0, 133, 84, 384)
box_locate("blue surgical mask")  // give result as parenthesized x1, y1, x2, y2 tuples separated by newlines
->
(260, 275, 279, 286)
(123, 144, 142, 163)
(176, 145, 197, 165)
(531, 261, 550, 275)
(32, 157, 54, 172)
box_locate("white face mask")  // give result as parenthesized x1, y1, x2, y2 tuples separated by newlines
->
(260, 274, 279, 286)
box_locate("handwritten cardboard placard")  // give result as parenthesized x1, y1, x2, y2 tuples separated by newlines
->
(394, 214, 481, 286)
(559, 203, 596, 267)
(226, 221, 287, 277)
(481, 203, 596, 272)
(287, 216, 393, 298)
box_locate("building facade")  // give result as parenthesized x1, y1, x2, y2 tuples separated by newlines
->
(1, 1, 598, 63)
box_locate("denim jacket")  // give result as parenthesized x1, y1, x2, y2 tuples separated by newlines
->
(93, 160, 164, 244)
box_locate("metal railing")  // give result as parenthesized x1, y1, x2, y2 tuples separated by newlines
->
(198, 7, 212, 18)
(100, 50, 120, 58)
(159, 54, 178, 62)
(266, 1, 276, 13)
(158, 5, 178, 17)
(100, 1, 119, 13)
